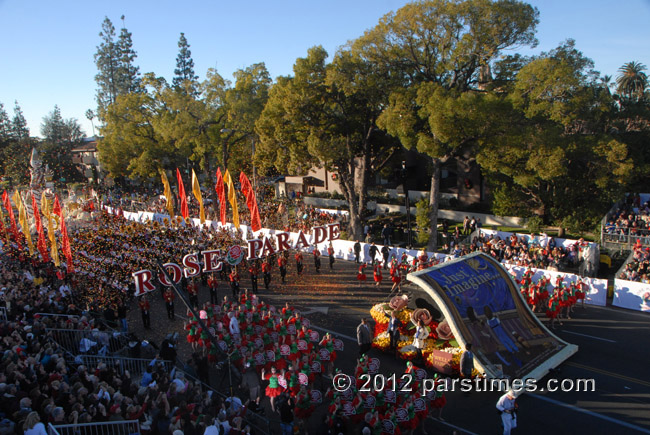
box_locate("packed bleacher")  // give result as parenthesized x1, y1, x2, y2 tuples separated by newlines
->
(464, 231, 589, 271)
(603, 193, 650, 241)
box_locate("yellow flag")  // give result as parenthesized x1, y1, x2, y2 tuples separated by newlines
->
(14, 192, 34, 255)
(223, 169, 239, 228)
(41, 192, 50, 220)
(41, 193, 59, 266)
(160, 170, 175, 219)
(191, 169, 205, 224)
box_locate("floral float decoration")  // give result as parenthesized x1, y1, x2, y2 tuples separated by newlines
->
(370, 297, 463, 374)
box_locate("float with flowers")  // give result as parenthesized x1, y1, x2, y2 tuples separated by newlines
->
(370, 294, 463, 375)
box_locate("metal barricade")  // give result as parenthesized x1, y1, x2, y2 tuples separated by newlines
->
(177, 368, 272, 434)
(48, 420, 140, 435)
(72, 354, 168, 377)
(46, 328, 129, 355)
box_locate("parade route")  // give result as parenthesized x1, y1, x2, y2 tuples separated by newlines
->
(127, 256, 650, 434)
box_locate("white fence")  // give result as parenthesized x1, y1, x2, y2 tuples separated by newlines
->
(613, 279, 650, 312)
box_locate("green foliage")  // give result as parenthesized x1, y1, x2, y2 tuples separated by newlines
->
(40, 105, 86, 183)
(173, 32, 198, 94)
(525, 215, 543, 233)
(616, 61, 648, 103)
(415, 198, 431, 245)
(94, 16, 140, 121)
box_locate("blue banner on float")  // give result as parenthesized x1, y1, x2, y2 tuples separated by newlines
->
(408, 253, 578, 381)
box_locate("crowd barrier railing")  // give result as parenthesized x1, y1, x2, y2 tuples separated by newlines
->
(46, 328, 129, 355)
(177, 367, 272, 434)
(48, 420, 140, 435)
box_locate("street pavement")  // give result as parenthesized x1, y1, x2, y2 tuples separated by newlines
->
(127, 256, 650, 434)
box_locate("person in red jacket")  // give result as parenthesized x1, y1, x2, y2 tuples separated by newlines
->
(313, 246, 321, 274)
(249, 260, 259, 293)
(138, 295, 150, 328)
(229, 267, 241, 299)
(164, 288, 175, 320)
(327, 242, 335, 270)
(278, 253, 288, 283)
(262, 258, 272, 289)
(295, 250, 304, 276)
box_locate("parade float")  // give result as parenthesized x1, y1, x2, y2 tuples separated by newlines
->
(372, 252, 579, 380)
(370, 295, 464, 375)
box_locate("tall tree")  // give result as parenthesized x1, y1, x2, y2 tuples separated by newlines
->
(116, 16, 140, 94)
(351, 0, 539, 250)
(616, 61, 648, 103)
(256, 47, 396, 238)
(40, 105, 86, 183)
(173, 32, 199, 94)
(12, 101, 29, 140)
(0, 103, 11, 142)
(94, 16, 140, 121)
(477, 41, 632, 231)
(94, 17, 120, 119)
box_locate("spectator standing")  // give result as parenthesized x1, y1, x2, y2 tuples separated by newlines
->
(354, 240, 362, 264)
(381, 245, 390, 270)
(356, 318, 373, 356)
(381, 224, 392, 246)
(278, 393, 295, 435)
(368, 242, 378, 265)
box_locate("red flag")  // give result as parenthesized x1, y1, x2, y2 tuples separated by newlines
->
(31, 194, 50, 263)
(176, 168, 189, 220)
(52, 195, 62, 217)
(60, 210, 74, 273)
(215, 168, 227, 225)
(2, 190, 21, 247)
(239, 172, 262, 232)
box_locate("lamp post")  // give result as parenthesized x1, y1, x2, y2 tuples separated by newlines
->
(401, 161, 412, 249)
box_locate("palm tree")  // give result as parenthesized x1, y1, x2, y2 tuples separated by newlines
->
(616, 61, 648, 101)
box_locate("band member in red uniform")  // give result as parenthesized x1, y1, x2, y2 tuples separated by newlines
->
(249, 260, 259, 293)
(278, 252, 288, 283)
(187, 278, 199, 309)
(164, 288, 175, 320)
(262, 258, 272, 289)
(295, 250, 304, 276)
(138, 295, 150, 328)
(207, 272, 219, 304)
(327, 242, 335, 270)
(313, 245, 321, 274)
(229, 266, 241, 299)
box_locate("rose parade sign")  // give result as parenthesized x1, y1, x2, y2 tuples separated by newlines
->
(407, 252, 578, 380)
(132, 223, 340, 296)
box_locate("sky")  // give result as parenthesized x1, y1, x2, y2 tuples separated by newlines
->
(0, 0, 648, 139)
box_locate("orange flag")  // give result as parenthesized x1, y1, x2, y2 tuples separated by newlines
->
(52, 195, 62, 217)
(176, 168, 189, 220)
(215, 168, 226, 225)
(2, 190, 20, 247)
(239, 172, 261, 232)
(31, 193, 50, 262)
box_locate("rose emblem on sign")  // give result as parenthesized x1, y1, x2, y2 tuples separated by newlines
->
(226, 245, 244, 266)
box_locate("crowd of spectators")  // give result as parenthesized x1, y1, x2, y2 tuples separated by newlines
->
(0, 244, 261, 434)
(618, 240, 650, 283)
(604, 194, 650, 241)
(459, 232, 587, 271)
